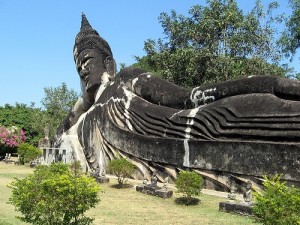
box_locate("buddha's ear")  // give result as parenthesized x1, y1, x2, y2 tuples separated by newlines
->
(104, 56, 116, 76)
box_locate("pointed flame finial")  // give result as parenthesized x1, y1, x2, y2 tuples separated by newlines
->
(80, 12, 92, 30)
(74, 13, 113, 62)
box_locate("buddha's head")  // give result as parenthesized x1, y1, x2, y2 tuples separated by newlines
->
(74, 13, 116, 105)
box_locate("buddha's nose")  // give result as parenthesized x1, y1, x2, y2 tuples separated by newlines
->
(86, 72, 101, 93)
(80, 68, 89, 78)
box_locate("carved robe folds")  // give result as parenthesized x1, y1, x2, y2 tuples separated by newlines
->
(75, 70, 300, 189)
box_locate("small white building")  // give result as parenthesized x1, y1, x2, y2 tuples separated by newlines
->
(39, 147, 74, 165)
(38, 129, 74, 165)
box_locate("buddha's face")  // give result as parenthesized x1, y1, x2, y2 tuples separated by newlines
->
(76, 49, 106, 104)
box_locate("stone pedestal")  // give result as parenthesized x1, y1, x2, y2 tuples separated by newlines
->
(155, 189, 173, 198)
(136, 185, 173, 198)
(96, 176, 110, 183)
(219, 202, 254, 216)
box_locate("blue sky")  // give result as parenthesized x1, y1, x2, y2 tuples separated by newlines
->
(0, 0, 296, 108)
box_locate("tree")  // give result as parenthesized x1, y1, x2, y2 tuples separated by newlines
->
(175, 171, 203, 205)
(119, 63, 127, 71)
(253, 174, 300, 225)
(0, 103, 41, 145)
(0, 83, 79, 146)
(0, 125, 26, 154)
(134, 0, 289, 87)
(17, 143, 42, 164)
(280, 0, 300, 60)
(9, 162, 100, 225)
(108, 158, 135, 187)
(41, 83, 79, 141)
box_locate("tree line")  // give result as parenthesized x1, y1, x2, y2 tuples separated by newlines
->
(0, 83, 78, 149)
(133, 0, 300, 87)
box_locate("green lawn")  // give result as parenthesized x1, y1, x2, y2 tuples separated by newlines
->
(0, 162, 259, 225)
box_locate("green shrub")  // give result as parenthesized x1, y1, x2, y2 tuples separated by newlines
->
(8, 161, 100, 225)
(175, 170, 203, 205)
(108, 158, 135, 186)
(17, 143, 42, 164)
(253, 174, 300, 225)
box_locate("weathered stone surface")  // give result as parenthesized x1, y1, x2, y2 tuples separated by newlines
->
(136, 185, 144, 192)
(55, 13, 300, 191)
(155, 189, 173, 198)
(95, 176, 109, 183)
(136, 185, 173, 198)
(219, 202, 253, 216)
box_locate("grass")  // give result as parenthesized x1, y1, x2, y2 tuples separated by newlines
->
(0, 162, 260, 225)
(0, 162, 33, 225)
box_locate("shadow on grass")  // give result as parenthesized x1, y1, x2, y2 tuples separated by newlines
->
(175, 197, 201, 206)
(110, 183, 133, 189)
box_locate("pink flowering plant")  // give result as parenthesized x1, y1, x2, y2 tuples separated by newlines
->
(0, 125, 26, 150)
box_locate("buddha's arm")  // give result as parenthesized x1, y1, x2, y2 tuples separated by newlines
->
(130, 73, 191, 109)
(131, 74, 300, 108)
(121, 66, 300, 109)
(117, 67, 190, 109)
(188, 75, 300, 107)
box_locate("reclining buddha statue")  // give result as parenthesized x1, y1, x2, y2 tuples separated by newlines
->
(56, 14, 300, 191)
